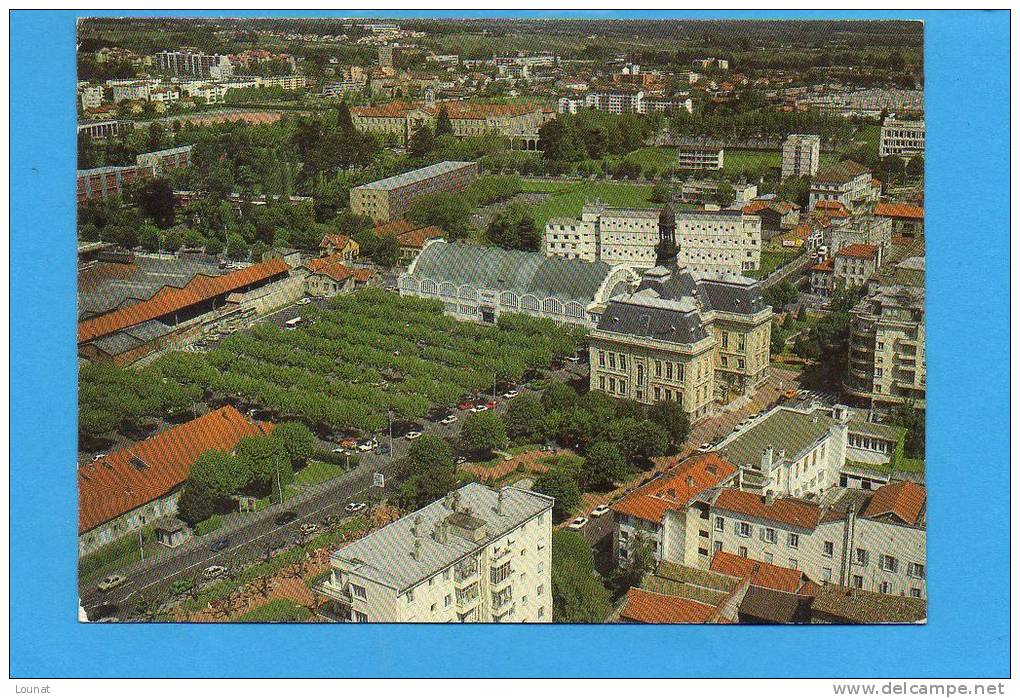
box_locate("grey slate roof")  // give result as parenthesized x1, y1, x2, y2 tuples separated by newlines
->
(636, 269, 767, 315)
(598, 292, 708, 344)
(410, 241, 613, 303)
(333, 483, 552, 593)
(354, 161, 476, 192)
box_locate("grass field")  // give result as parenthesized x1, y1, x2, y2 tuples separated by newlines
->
(621, 147, 841, 179)
(749, 246, 803, 279)
(292, 460, 347, 488)
(521, 179, 658, 226)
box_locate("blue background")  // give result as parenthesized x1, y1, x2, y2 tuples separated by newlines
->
(10, 9, 1010, 678)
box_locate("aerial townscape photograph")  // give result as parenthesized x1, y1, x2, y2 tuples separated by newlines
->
(72, 15, 931, 628)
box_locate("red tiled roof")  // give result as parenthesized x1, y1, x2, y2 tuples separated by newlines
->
(78, 406, 272, 534)
(875, 202, 924, 220)
(811, 258, 834, 272)
(612, 453, 737, 523)
(396, 225, 445, 250)
(710, 551, 813, 596)
(713, 489, 822, 530)
(372, 219, 420, 237)
(77, 258, 290, 344)
(620, 588, 719, 624)
(742, 201, 770, 214)
(814, 200, 850, 217)
(862, 481, 926, 526)
(837, 244, 879, 260)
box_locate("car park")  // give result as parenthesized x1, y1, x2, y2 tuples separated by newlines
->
(345, 502, 367, 513)
(97, 574, 126, 592)
(274, 511, 298, 526)
(405, 430, 423, 440)
(300, 523, 319, 535)
(568, 517, 588, 530)
(209, 536, 231, 552)
(440, 414, 458, 425)
(590, 504, 611, 517)
(203, 565, 227, 580)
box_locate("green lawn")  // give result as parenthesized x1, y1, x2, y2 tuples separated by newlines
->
(237, 598, 312, 622)
(293, 460, 348, 487)
(748, 247, 803, 279)
(522, 179, 658, 226)
(620, 146, 841, 180)
(79, 525, 159, 586)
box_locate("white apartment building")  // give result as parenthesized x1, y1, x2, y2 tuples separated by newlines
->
(156, 50, 233, 78)
(543, 202, 662, 269)
(674, 209, 762, 275)
(642, 96, 694, 114)
(809, 161, 877, 211)
(677, 146, 725, 171)
(708, 480, 926, 599)
(679, 180, 758, 205)
(79, 85, 104, 110)
(828, 215, 893, 258)
(318, 484, 553, 623)
(112, 81, 153, 103)
(584, 90, 644, 114)
(879, 118, 925, 158)
(148, 88, 181, 105)
(556, 97, 584, 114)
(782, 133, 821, 178)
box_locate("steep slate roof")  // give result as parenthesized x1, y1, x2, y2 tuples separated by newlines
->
(410, 241, 612, 303)
(597, 292, 708, 345)
(78, 258, 290, 344)
(638, 268, 768, 316)
(713, 489, 822, 530)
(612, 453, 737, 523)
(862, 481, 926, 526)
(78, 406, 272, 533)
(619, 588, 721, 624)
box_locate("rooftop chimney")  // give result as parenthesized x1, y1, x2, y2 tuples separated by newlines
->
(764, 491, 776, 505)
(761, 445, 774, 471)
(495, 488, 506, 515)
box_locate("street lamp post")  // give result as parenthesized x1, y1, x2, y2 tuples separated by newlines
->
(274, 456, 283, 506)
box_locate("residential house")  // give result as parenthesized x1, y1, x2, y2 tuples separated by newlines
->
(318, 233, 360, 260)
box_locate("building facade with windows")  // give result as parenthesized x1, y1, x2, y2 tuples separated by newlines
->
(781, 133, 822, 178)
(318, 484, 553, 622)
(674, 209, 762, 275)
(542, 202, 662, 269)
(809, 161, 878, 211)
(350, 161, 479, 222)
(677, 146, 725, 171)
(155, 50, 234, 78)
(588, 246, 773, 419)
(879, 117, 925, 158)
(845, 283, 926, 411)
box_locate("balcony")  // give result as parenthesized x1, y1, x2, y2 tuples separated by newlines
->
(456, 584, 480, 610)
(491, 592, 513, 612)
(454, 561, 480, 585)
(315, 578, 353, 604)
(490, 547, 512, 563)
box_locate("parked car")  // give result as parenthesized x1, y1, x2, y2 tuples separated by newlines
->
(345, 502, 367, 513)
(92, 453, 107, 461)
(540, 444, 556, 452)
(697, 443, 713, 453)
(455, 456, 467, 465)
(297, 297, 311, 305)
(567, 517, 588, 530)
(97, 574, 126, 592)
(470, 404, 488, 413)
(565, 356, 581, 364)
(300, 523, 319, 535)
(440, 414, 458, 425)
(486, 400, 497, 409)
(357, 440, 376, 452)
(331, 447, 347, 454)
(782, 389, 799, 400)
(590, 504, 611, 518)
(203, 565, 227, 580)
(209, 536, 231, 552)
(502, 390, 519, 399)
(405, 430, 423, 440)
(274, 511, 298, 526)
(458, 400, 475, 410)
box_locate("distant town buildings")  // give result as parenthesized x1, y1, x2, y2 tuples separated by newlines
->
(316, 483, 553, 622)
(781, 133, 821, 178)
(77, 146, 193, 203)
(351, 101, 551, 145)
(350, 160, 479, 222)
(879, 117, 925, 158)
(155, 49, 234, 78)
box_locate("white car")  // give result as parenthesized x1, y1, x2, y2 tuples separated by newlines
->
(297, 298, 311, 305)
(357, 441, 376, 452)
(590, 504, 611, 518)
(300, 523, 319, 535)
(92, 453, 107, 461)
(203, 565, 227, 580)
(502, 390, 519, 399)
(565, 356, 581, 363)
(697, 443, 713, 453)
(568, 517, 588, 530)
(470, 404, 488, 413)
(440, 414, 458, 425)
(405, 431, 423, 440)
(97, 574, 126, 592)
(345, 502, 367, 513)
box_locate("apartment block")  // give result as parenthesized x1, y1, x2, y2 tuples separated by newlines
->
(677, 146, 725, 171)
(79, 84, 104, 110)
(845, 283, 926, 411)
(809, 161, 878, 211)
(781, 133, 821, 178)
(879, 118, 925, 158)
(155, 50, 233, 78)
(833, 244, 882, 289)
(679, 180, 758, 205)
(317, 484, 553, 623)
(674, 209, 762, 275)
(350, 161, 479, 222)
(543, 201, 661, 268)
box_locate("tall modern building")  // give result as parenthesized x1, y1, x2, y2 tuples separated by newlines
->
(155, 50, 233, 78)
(781, 134, 821, 178)
(350, 161, 479, 222)
(674, 209, 762, 275)
(317, 484, 554, 623)
(879, 118, 925, 158)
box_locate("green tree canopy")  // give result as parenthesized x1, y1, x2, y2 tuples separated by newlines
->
(189, 449, 244, 501)
(646, 400, 691, 451)
(176, 479, 215, 527)
(460, 411, 507, 456)
(272, 422, 317, 467)
(435, 105, 454, 137)
(580, 441, 627, 491)
(408, 124, 436, 158)
(551, 530, 611, 622)
(534, 470, 581, 521)
(503, 393, 545, 439)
